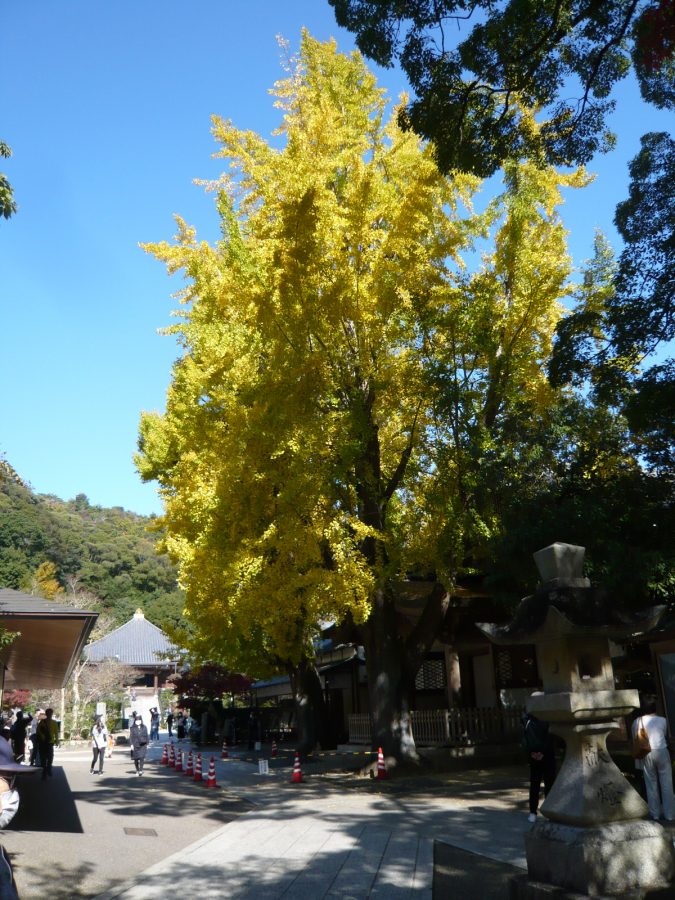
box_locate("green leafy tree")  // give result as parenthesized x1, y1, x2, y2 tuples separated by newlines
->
(0, 464, 182, 629)
(483, 395, 675, 608)
(613, 131, 674, 362)
(329, 0, 674, 176)
(0, 141, 16, 219)
(551, 132, 674, 472)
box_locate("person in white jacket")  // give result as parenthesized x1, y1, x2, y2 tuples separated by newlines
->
(90, 718, 108, 775)
(633, 699, 674, 821)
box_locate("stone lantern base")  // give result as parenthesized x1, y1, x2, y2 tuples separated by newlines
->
(510, 819, 675, 898)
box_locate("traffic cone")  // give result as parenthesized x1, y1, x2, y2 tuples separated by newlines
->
(175, 749, 183, 773)
(168, 743, 176, 768)
(291, 752, 303, 784)
(184, 750, 194, 776)
(206, 755, 217, 788)
(377, 746, 387, 780)
(271, 740, 278, 758)
(194, 752, 203, 783)
(160, 744, 169, 766)
(221, 739, 229, 760)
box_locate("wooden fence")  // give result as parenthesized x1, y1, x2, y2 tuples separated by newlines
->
(348, 706, 524, 747)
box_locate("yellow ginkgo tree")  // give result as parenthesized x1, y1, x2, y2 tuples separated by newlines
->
(137, 33, 588, 761)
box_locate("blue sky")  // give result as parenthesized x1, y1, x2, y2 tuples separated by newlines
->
(1, 2, 671, 516)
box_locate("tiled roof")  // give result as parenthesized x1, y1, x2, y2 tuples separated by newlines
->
(85, 609, 178, 667)
(0, 587, 95, 617)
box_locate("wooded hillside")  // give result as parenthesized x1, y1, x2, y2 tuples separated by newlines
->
(0, 461, 183, 630)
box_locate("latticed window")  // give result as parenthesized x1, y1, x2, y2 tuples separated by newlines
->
(495, 645, 539, 688)
(496, 649, 513, 685)
(415, 655, 446, 691)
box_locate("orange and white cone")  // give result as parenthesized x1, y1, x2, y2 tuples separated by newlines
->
(168, 743, 176, 768)
(206, 755, 217, 788)
(291, 752, 303, 784)
(194, 752, 203, 783)
(175, 749, 183, 773)
(271, 740, 278, 758)
(184, 750, 194, 776)
(160, 743, 169, 765)
(377, 747, 387, 780)
(221, 739, 229, 760)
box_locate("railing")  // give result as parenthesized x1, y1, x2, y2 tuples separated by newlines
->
(348, 706, 524, 746)
(348, 713, 373, 745)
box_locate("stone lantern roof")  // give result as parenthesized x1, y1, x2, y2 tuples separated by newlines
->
(478, 542, 664, 645)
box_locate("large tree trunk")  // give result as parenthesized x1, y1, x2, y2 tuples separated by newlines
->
(352, 386, 451, 766)
(364, 582, 451, 766)
(364, 586, 417, 763)
(289, 656, 327, 760)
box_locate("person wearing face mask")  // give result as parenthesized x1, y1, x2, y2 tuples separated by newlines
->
(90, 718, 108, 775)
(129, 715, 149, 776)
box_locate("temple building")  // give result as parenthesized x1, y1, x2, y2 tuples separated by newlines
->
(84, 608, 179, 724)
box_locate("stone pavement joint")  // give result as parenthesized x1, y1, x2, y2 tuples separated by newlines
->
(94, 742, 530, 899)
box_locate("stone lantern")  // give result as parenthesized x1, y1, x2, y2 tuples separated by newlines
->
(479, 543, 674, 898)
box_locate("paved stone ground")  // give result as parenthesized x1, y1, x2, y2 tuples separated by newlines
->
(3, 736, 537, 899)
(95, 743, 531, 900)
(2, 743, 251, 898)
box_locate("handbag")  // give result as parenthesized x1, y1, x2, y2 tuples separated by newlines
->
(632, 717, 651, 760)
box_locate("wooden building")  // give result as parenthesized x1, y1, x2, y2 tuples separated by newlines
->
(252, 579, 540, 748)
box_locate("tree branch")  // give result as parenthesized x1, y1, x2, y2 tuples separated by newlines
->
(574, 0, 640, 124)
(383, 399, 423, 504)
(404, 582, 451, 677)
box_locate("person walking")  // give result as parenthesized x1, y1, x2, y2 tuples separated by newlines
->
(633, 699, 674, 821)
(29, 710, 43, 766)
(522, 711, 556, 823)
(129, 715, 149, 776)
(36, 708, 59, 780)
(90, 718, 108, 775)
(149, 708, 160, 742)
(9, 711, 31, 762)
(166, 710, 174, 738)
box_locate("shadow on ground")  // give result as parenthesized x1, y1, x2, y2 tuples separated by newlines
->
(4, 755, 534, 898)
(11, 769, 83, 832)
(9, 765, 251, 832)
(4, 855, 97, 900)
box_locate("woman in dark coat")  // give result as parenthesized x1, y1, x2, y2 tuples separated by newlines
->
(129, 715, 149, 776)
